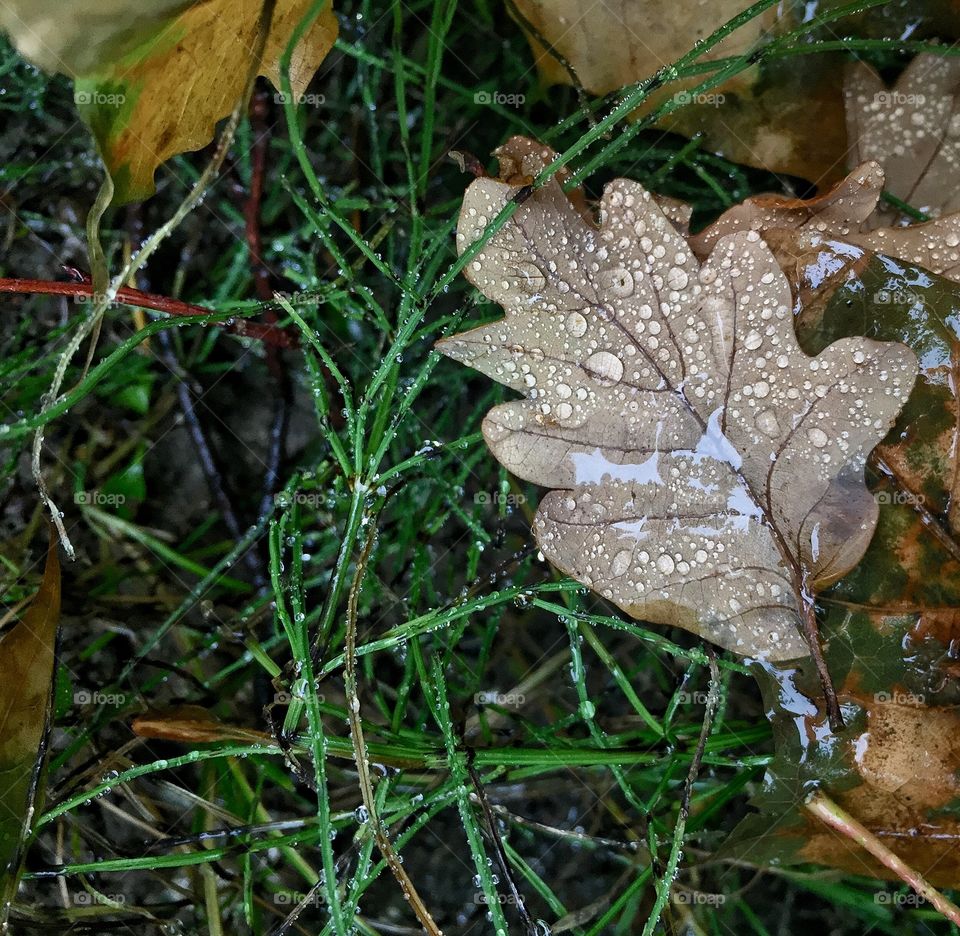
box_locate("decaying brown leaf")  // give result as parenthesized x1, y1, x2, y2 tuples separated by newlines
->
(0, 537, 61, 926)
(508, 0, 772, 99)
(437, 146, 917, 665)
(508, 0, 854, 183)
(75, 0, 338, 203)
(845, 52, 960, 227)
(798, 698, 960, 885)
(688, 161, 960, 284)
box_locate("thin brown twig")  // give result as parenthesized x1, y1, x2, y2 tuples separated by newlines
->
(466, 757, 538, 935)
(344, 516, 443, 935)
(805, 791, 960, 926)
(122, 202, 264, 586)
(244, 84, 275, 307)
(158, 332, 266, 585)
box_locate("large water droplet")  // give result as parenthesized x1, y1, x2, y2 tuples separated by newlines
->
(584, 350, 624, 385)
(755, 409, 780, 436)
(611, 549, 632, 576)
(565, 311, 588, 337)
(656, 554, 675, 574)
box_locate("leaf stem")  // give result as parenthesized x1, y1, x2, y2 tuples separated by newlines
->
(798, 571, 843, 732)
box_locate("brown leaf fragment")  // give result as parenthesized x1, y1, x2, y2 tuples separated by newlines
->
(438, 152, 917, 663)
(487, 135, 690, 232)
(845, 52, 960, 227)
(448, 149, 486, 178)
(492, 136, 593, 223)
(689, 163, 883, 256)
(798, 697, 960, 885)
(689, 161, 960, 284)
(493, 136, 562, 187)
(0, 536, 61, 924)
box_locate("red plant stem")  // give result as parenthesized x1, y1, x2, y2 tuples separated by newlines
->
(0, 277, 297, 349)
(244, 85, 294, 516)
(244, 86, 275, 307)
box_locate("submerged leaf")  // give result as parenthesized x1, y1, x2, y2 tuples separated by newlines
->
(0, 537, 61, 924)
(721, 261, 960, 884)
(438, 147, 917, 662)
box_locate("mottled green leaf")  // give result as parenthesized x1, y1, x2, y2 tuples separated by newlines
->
(722, 254, 960, 887)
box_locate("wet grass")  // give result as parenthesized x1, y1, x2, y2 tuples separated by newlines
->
(0, 1, 956, 933)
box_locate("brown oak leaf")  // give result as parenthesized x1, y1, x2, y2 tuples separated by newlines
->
(687, 161, 960, 284)
(438, 149, 917, 666)
(845, 52, 960, 227)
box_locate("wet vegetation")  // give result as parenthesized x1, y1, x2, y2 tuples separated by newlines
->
(1, 1, 959, 934)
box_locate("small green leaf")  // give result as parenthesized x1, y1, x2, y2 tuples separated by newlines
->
(111, 378, 153, 415)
